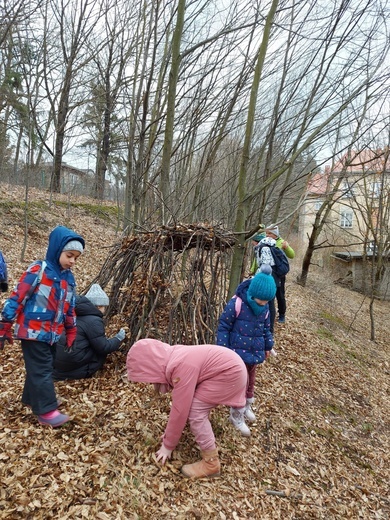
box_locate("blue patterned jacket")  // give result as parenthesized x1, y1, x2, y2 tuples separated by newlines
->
(216, 279, 274, 365)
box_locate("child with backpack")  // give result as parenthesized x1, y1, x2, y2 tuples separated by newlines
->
(265, 225, 295, 324)
(0, 226, 85, 428)
(253, 235, 290, 332)
(216, 264, 276, 437)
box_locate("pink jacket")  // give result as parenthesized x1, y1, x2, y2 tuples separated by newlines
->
(127, 339, 247, 451)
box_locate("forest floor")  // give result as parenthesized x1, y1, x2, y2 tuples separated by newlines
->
(0, 184, 389, 519)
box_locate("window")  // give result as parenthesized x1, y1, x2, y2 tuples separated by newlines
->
(370, 181, 381, 198)
(314, 200, 322, 211)
(340, 211, 353, 228)
(341, 181, 354, 198)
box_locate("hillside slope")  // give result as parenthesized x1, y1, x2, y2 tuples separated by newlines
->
(0, 185, 389, 519)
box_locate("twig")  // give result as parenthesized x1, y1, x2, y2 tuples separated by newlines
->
(265, 490, 302, 499)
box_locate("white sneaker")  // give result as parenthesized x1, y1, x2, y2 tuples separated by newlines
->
(229, 408, 251, 437)
(244, 406, 256, 423)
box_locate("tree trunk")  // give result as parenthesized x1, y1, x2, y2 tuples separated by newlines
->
(228, 0, 280, 298)
(159, 0, 186, 224)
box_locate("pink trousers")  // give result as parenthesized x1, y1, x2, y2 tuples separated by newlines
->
(188, 397, 217, 451)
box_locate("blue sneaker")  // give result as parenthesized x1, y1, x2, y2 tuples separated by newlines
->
(278, 315, 285, 323)
(37, 411, 70, 428)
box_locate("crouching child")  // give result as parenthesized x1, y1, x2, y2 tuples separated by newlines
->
(126, 339, 248, 479)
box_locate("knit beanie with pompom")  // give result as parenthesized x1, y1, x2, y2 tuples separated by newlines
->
(248, 264, 276, 302)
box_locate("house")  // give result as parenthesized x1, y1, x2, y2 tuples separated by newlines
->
(298, 148, 390, 299)
(332, 250, 390, 300)
(32, 162, 119, 200)
(37, 162, 94, 196)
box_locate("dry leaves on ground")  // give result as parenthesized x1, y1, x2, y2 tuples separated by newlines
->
(0, 185, 389, 519)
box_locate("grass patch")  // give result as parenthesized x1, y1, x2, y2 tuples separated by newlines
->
(312, 426, 336, 439)
(320, 310, 346, 327)
(316, 326, 335, 340)
(361, 422, 374, 433)
(54, 200, 121, 221)
(320, 402, 345, 416)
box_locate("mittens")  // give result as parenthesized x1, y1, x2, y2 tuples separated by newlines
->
(0, 321, 13, 350)
(115, 328, 126, 342)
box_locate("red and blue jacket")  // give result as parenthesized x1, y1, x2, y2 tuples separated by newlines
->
(1, 226, 84, 345)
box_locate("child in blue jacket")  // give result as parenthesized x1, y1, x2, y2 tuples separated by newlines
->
(216, 264, 276, 437)
(0, 226, 85, 428)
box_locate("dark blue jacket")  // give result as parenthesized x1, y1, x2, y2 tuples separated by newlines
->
(216, 279, 274, 365)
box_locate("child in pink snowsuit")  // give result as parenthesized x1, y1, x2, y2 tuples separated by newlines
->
(126, 339, 248, 479)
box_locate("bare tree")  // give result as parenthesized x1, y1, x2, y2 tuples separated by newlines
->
(81, 0, 138, 200)
(228, 0, 280, 297)
(40, 0, 104, 192)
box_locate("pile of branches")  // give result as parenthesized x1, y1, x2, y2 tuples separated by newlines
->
(90, 223, 236, 346)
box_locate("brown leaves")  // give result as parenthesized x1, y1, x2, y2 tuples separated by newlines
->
(1, 185, 389, 518)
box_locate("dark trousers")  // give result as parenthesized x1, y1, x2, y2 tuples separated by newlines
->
(276, 275, 287, 317)
(21, 339, 58, 415)
(269, 297, 276, 333)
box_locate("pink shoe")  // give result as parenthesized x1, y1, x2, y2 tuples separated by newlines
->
(37, 410, 70, 428)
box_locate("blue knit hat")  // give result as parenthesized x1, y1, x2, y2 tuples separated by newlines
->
(251, 232, 266, 242)
(248, 264, 276, 301)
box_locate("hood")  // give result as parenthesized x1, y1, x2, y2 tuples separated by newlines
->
(46, 226, 85, 272)
(75, 295, 103, 317)
(235, 278, 251, 303)
(127, 339, 172, 384)
(259, 236, 276, 247)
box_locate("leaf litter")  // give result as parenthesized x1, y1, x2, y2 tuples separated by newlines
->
(0, 185, 389, 519)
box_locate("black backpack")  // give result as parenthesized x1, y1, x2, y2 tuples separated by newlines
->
(255, 243, 290, 279)
(0, 250, 8, 292)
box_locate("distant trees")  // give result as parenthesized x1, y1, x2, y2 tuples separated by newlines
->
(0, 0, 389, 283)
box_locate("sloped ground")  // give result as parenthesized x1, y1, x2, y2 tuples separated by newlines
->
(0, 185, 389, 519)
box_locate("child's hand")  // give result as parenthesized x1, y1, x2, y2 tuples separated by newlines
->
(0, 321, 13, 350)
(155, 444, 172, 465)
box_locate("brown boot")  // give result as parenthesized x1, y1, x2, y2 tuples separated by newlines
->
(181, 449, 221, 478)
